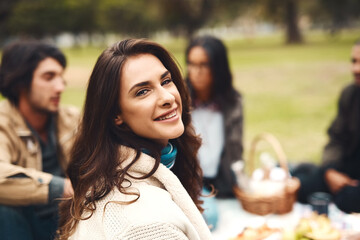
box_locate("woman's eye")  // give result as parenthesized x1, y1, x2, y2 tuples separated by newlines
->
(161, 78, 173, 86)
(136, 89, 149, 97)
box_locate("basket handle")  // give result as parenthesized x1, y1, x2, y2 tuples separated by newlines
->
(248, 133, 289, 177)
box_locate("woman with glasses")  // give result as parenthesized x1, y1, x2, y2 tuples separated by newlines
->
(185, 35, 244, 230)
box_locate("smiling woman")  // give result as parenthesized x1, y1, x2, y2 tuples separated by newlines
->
(57, 39, 212, 240)
(116, 54, 184, 145)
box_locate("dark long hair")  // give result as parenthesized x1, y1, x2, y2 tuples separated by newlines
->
(185, 35, 239, 109)
(0, 40, 66, 105)
(57, 39, 202, 239)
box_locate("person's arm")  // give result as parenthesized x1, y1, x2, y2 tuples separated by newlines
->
(322, 87, 350, 168)
(0, 161, 73, 205)
(0, 162, 53, 205)
(324, 168, 358, 194)
(221, 94, 244, 196)
(48, 176, 73, 202)
(0, 130, 59, 205)
(227, 94, 244, 162)
(333, 184, 360, 213)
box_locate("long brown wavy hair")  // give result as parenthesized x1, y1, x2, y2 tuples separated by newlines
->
(57, 39, 203, 239)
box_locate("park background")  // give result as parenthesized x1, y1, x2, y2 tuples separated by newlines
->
(1, 0, 360, 165)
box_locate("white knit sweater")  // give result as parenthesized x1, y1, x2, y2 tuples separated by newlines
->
(70, 147, 213, 240)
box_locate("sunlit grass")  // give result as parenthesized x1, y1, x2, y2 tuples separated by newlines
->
(61, 87, 86, 109)
(222, 30, 358, 164)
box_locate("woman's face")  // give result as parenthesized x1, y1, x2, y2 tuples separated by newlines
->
(187, 46, 213, 96)
(117, 53, 184, 146)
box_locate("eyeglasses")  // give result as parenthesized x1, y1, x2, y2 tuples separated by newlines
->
(187, 61, 210, 71)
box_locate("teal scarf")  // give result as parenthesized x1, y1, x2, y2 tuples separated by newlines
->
(142, 142, 177, 169)
(160, 142, 177, 169)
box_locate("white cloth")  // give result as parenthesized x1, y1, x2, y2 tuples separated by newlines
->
(70, 146, 212, 240)
(192, 107, 224, 178)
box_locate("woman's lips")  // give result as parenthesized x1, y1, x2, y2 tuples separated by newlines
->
(155, 109, 177, 121)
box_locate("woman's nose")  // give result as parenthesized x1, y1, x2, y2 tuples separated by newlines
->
(158, 87, 175, 107)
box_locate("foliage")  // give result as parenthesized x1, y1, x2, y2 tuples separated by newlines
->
(252, 0, 303, 44)
(5, 0, 68, 37)
(154, 0, 215, 37)
(0, 0, 360, 45)
(311, 0, 360, 33)
(97, 0, 160, 37)
(1, 0, 99, 39)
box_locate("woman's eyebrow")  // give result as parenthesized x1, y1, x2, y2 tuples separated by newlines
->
(128, 70, 170, 93)
(128, 81, 150, 93)
(161, 70, 170, 79)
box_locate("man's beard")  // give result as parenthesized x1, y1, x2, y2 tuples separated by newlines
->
(354, 74, 360, 86)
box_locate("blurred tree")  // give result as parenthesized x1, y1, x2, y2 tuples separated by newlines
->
(0, 0, 21, 43)
(97, 0, 161, 37)
(154, 0, 215, 38)
(4, 0, 68, 38)
(311, 0, 360, 34)
(284, 0, 302, 43)
(0, 0, 100, 43)
(63, 0, 99, 40)
(0, 0, 305, 45)
(4, 0, 358, 46)
(258, 0, 303, 44)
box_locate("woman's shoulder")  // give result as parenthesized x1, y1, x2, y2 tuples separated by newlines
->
(222, 90, 243, 120)
(231, 90, 242, 105)
(104, 182, 176, 216)
(73, 183, 192, 239)
(99, 183, 194, 239)
(108, 181, 171, 204)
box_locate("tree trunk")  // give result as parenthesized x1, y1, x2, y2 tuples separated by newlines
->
(285, 0, 303, 44)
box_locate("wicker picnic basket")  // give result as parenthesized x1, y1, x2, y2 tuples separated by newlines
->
(233, 133, 300, 215)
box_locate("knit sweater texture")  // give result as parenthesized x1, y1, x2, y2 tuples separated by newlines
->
(70, 146, 212, 240)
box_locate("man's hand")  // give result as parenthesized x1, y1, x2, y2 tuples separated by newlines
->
(63, 178, 74, 198)
(325, 169, 358, 194)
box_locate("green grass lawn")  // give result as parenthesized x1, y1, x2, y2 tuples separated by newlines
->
(2, 30, 360, 164)
(223, 31, 358, 164)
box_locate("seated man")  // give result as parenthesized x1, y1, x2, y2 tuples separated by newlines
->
(0, 40, 80, 239)
(293, 40, 360, 213)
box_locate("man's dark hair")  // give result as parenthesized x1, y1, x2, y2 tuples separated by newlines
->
(0, 40, 66, 104)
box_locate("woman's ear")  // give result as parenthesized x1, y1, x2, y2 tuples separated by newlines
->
(114, 115, 123, 125)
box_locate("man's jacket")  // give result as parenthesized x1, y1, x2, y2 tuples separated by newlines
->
(0, 100, 79, 205)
